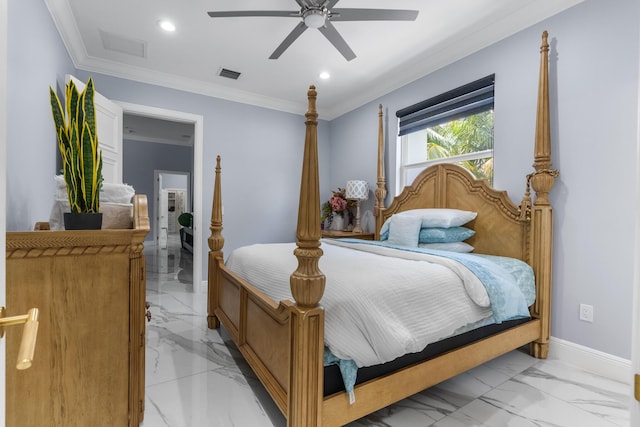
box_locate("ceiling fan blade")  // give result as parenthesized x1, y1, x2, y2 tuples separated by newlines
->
(302, 0, 324, 7)
(322, 0, 341, 9)
(330, 9, 419, 22)
(207, 11, 299, 18)
(269, 21, 308, 59)
(318, 21, 356, 61)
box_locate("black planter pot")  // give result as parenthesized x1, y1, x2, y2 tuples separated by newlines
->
(63, 212, 103, 230)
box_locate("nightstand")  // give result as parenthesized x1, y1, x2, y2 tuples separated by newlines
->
(321, 229, 375, 240)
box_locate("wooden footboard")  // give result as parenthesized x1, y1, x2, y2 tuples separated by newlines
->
(216, 260, 291, 411)
(208, 32, 556, 427)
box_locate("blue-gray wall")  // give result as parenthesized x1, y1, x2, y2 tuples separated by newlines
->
(7, 0, 75, 229)
(6, 0, 640, 360)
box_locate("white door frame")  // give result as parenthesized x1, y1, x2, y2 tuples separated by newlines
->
(1, 0, 8, 420)
(116, 101, 204, 293)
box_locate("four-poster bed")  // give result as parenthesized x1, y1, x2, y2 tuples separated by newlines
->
(207, 31, 557, 427)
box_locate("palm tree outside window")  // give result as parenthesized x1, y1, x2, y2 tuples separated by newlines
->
(397, 75, 495, 190)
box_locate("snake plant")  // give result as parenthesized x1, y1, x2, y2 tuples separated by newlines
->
(49, 78, 103, 213)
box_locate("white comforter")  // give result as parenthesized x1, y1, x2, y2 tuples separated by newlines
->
(225, 239, 494, 367)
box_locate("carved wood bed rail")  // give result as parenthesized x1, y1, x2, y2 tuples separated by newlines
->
(208, 31, 556, 427)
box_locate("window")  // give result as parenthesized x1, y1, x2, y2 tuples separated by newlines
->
(396, 75, 495, 189)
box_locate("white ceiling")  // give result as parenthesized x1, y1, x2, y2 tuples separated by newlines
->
(45, 0, 582, 120)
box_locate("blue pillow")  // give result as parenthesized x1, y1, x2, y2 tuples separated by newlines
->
(418, 227, 475, 243)
(386, 215, 422, 247)
(418, 242, 474, 253)
(380, 226, 475, 243)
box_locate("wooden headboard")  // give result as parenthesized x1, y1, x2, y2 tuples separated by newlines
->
(379, 163, 529, 260)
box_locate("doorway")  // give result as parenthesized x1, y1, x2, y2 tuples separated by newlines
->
(154, 170, 190, 250)
(117, 102, 204, 293)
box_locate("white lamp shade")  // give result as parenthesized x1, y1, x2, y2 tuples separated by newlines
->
(346, 180, 369, 200)
(303, 10, 326, 28)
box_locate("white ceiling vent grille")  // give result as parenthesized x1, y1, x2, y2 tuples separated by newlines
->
(100, 29, 146, 58)
(219, 68, 241, 80)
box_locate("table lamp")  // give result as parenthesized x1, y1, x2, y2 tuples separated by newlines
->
(346, 180, 369, 233)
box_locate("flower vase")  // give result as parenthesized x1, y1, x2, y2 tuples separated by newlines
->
(331, 213, 344, 231)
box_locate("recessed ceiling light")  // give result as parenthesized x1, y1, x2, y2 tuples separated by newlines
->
(319, 72, 330, 80)
(158, 20, 176, 32)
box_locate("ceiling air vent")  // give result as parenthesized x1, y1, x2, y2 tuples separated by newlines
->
(99, 29, 146, 58)
(218, 68, 241, 80)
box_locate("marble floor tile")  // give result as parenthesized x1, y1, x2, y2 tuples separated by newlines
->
(144, 370, 283, 427)
(434, 377, 623, 427)
(141, 238, 630, 427)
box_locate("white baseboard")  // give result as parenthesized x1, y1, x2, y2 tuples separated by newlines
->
(548, 336, 631, 384)
(196, 279, 208, 294)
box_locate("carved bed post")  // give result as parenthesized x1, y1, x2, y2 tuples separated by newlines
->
(207, 156, 224, 329)
(529, 31, 559, 358)
(288, 85, 325, 427)
(374, 104, 387, 238)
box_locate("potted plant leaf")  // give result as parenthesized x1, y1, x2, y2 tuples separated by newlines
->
(49, 78, 104, 230)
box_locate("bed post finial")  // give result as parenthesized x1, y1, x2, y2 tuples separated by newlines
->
(207, 155, 224, 329)
(374, 104, 387, 215)
(290, 85, 325, 308)
(529, 30, 558, 206)
(209, 155, 224, 253)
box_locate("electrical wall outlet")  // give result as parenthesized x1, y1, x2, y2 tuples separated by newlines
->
(579, 304, 594, 322)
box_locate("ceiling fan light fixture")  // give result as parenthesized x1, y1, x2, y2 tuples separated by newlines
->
(303, 9, 326, 29)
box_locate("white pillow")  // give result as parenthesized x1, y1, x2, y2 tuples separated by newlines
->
(101, 181, 135, 203)
(380, 208, 477, 236)
(418, 242, 474, 253)
(387, 215, 422, 247)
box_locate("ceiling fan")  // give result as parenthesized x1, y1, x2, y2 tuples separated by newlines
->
(207, 0, 419, 61)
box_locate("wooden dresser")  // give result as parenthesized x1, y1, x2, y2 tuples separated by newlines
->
(5, 195, 150, 427)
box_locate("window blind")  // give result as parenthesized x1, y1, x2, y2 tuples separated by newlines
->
(396, 74, 495, 136)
